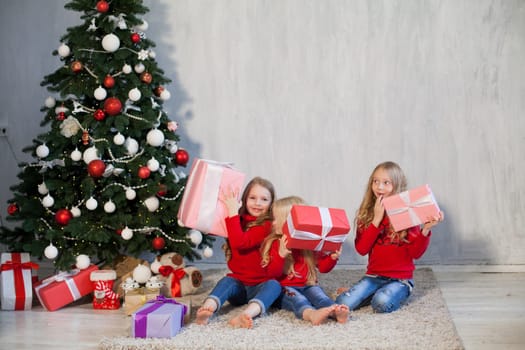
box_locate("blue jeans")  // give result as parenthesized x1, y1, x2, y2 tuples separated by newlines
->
(207, 276, 281, 314)
(335, 275, 413, 313)
(277, 285, 335, 319)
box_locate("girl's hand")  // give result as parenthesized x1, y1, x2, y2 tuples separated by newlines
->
(372, 195, 385, 227)
(330, 247, 343, 260)
(278, 235, 291, 258)
(220, 187, 241, 217)
(422, 211, 445, 236)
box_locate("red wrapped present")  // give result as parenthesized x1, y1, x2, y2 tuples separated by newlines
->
(90, 269, 120, 310)
(283, 205, 351, 252)
(34, 264, 99, 311)
(177, 158, 246, 237)
(1, 252, 39, 310)
(132, 296, 187, 338)
(382, 184, 441, 232)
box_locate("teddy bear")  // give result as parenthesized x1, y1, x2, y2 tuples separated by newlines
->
(154, 252, 203, 297)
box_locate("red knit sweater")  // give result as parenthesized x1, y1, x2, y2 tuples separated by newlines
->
(225, 214, 283, 286)
(277, 249, 338, 287)
(355, 216, 431, 279)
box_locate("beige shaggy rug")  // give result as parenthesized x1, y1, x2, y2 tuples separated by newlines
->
(99, 267, 464, 350)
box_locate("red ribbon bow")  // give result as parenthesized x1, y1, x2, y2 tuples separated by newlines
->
(158, 265, 186, 297)
(0, 260, 40, 272)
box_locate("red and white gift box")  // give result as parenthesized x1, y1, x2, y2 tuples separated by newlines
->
(382, 184, 441, 232)
(283, 205, 351, 252)
(0, 252, 39, 310)
(34, 264, 99, 311)
(177, 159, 246, 237)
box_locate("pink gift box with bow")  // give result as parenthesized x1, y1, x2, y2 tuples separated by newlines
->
(1, 252, 39, 310)
(382, 184, 441, 232)
(177, 159, 245, 237)
(283, 205, 351, 252)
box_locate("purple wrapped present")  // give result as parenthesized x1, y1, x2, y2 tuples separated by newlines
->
(131, 295, 187, 338)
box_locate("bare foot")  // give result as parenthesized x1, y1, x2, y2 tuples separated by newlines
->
(195, 306, 214, 325)
(336, 287, 348, 295)
(333, 304, 350, 324)
(228, 313, 253, 329)
(303, 306, 335, 326)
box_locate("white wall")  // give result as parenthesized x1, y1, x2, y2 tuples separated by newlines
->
(1, 0, 524, 265)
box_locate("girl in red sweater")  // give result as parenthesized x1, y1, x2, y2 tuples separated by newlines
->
(336, 161, 444, 313)
(261, 196, 349, 325)
(196, 177, 282, 328)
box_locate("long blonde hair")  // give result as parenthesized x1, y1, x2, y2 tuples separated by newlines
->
(356, 161, 409, 242)
(261, 196, 317, 285)
(222, 176, 276, 261)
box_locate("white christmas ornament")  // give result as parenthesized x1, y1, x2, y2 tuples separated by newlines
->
(132, 264, 152, 284)
(144, 196, 159, 212)
(58, 43, 71, 57)
(44, 96, 56, 108)
(42, 194, 54, 208)
(159, 89, 171, 101)
(104, 200, 116, 213)
(55, 105, 69, 114)
(135, 19, 149, 31)
(146, 129, 165, 147)
(101, 33, 120, 52)
(124, 137, 139, 155)
(148, 50, 156, 59)
(150, 260, 162, 274)
(83, 146, 99, 164)
(94, 86, 107, 100)
(76, 254, 91, 269)
(128, 87, 141, 102)
(203, 246, 214, 258)
(122, 64, 132, 74)
(38, 182, 49, 195)
(44, 244, 58, 259)
(147, 157, 160, 172)
(36, 144, 50, 158)
(134, 63, 145, 73)
(125, 188, 137, 200)
(71, 148, 82, 161)
(86, 197, 98, 210)
(70, 206, 81, 217)
(113, 132, 125, 145)
(189, 229, 203, 245)
(121, 227, 133, 240)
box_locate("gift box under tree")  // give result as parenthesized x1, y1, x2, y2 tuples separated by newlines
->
(382, 184, 441, 232)
(132, 296, 187, 338)
(177, 158, 246, 237)
(0, 252, 39, 310)
(283, 205, 351, 252)
(34, 264, 98, 311)
(124, 286, 161, 316)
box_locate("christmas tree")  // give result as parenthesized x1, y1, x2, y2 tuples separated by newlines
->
(1, 0, 213, 271)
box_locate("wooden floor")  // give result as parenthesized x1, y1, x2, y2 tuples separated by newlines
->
(1, 265, 524, 350)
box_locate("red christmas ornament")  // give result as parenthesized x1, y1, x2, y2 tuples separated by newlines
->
(96, 0, 109, 13)
(130, 33, 141, 44)
(93, 109, 106, 121)
(116, 228, 122, 235)
(157, 184, 167, 197)
(55, 209, 73, 226)
(56, 111, 66, 121)
(82, 130, 90, 145)
(174, 149, 190, 166)
(152, 237, 166, 250)
(140, 72, 152, 84)
(103, 75, 115, 89)
(138, 166, 151, 179)
(71, 61, 83, 73)
(7, 203, 18, 215)
(153, 86, 164, 97)
(88, 159, 106, 178)
(103, 97, 122, 116)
